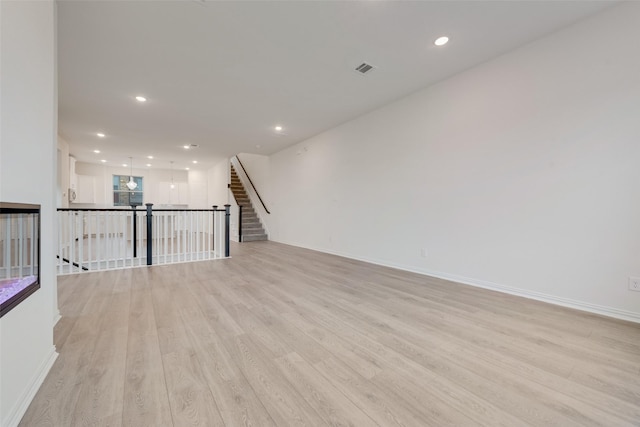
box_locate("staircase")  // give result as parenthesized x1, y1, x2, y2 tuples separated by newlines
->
(230, 166, 268, 242)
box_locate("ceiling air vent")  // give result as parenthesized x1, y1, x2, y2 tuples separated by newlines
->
(354, 62, 376, 75)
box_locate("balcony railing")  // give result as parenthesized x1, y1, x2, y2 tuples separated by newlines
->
(56, 204, 230, 275)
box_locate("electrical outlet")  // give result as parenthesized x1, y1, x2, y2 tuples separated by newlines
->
(629, 277, 640, 292)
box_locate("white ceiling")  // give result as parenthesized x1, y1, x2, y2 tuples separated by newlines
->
(58, 0, 615, 171)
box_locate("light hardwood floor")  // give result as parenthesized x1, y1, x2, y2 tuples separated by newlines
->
(20, 241, 640, 426)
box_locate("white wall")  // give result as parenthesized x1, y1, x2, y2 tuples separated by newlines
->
(57, 136, 70, 208)
(71, 159, 230, 210)
(207, 157, 231, 207)
(236, 153, 271, 204)
(188, 170, 208, 208)
(73, 161, 191, 207)
(266, 3, 640, 321)
(0, 1, 58, 426)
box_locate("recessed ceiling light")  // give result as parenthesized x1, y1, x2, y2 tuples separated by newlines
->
(146, 163, 152, 167)
(185, 167, 190, 170)
(183, 145, 190, 149)
(147, 155, 154, 159)
(434, 36, 449, 46)
(274, 125, 283, 132)
(93, 149, 101, 154)
(100, 159, 107, 163)
(135, 96, 147, 102)
(97, 132, 105, 138)
(192, 160, 198, 164)
(123, 163, 128, 167)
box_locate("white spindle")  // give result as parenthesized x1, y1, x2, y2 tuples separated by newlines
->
(68, 213, 73, 272)
(170, 213, 175, 264)
(3, 217, 7, 275)
(198, 211, 202, 259)
(110, 211, 115, 267)
(188, 213, 192, 259)
(206, 211, 210, 258)
(219, 211, 224, 258)
(95, 212, 101, 271)
(31, 215, 36, 274)
(78, 212, 84, 271)
(87, 211, 92, 269)
(218, 210, 221, 258)
(154, 213, 158, 264)
(153, 213, 157, 265)
(56, 206, 230, 274)
(121, 212, 127, 268)
(116, 212, 122, 268)
(17, 215, 24, 277)
(174, 213, 178, 263)
(139, 211, 144, 267)
(183, 212, 187, 261)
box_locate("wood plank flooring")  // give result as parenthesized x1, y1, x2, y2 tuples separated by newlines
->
(19, 241, 640, 426)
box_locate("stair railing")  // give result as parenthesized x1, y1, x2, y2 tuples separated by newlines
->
(56, 205, 230, 274)
(233, 155, 270, 214)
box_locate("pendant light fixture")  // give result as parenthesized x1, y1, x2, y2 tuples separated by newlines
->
(126, 157, 138, 190)
(170, 161, 175, 189)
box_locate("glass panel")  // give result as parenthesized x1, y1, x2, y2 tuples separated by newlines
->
(113, 175, 144, 191)
(113, 191, 126, 206)
(113, 191, 143, 207)
(0, 203, 40, 317)
(130, 191, 143, 205)
(113, 175, 143, 206)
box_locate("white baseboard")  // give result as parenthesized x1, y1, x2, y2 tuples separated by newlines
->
(2, 346, 58, 427)
(412, 268, 640, 324)
(53, 311, 61, 326)
(272, 239, 640, 324)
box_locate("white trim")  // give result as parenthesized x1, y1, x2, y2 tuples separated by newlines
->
(273, 239, 640, 324)
(2, 346, 58, 427)
(53, 311, 61, 326)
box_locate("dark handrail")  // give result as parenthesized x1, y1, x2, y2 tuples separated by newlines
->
(57, 208, 141, 211)
(57, 208, 224, 212)
(234, 155, 270, 214)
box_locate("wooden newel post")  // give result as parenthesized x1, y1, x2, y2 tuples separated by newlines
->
(145, 203, 153, 265)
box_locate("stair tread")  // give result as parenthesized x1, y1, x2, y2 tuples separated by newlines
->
(242, 235, 268, 242)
